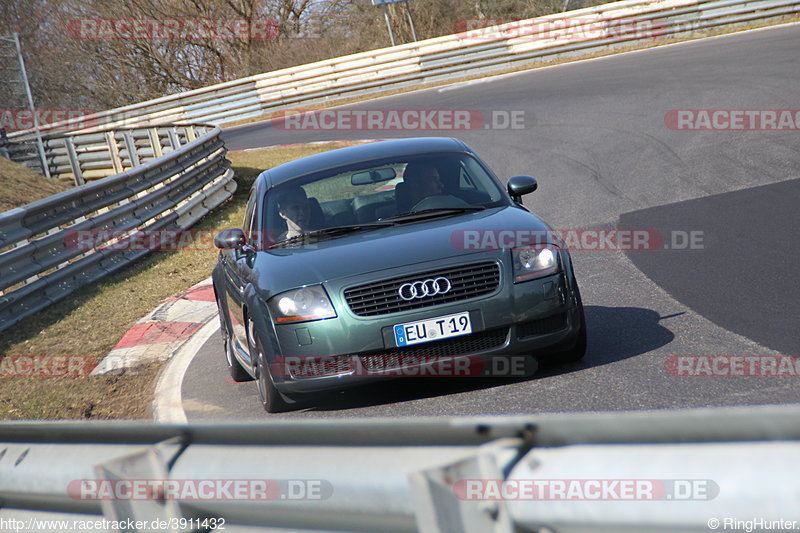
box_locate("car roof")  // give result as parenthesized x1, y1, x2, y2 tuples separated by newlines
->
(260, 137, 471, 187)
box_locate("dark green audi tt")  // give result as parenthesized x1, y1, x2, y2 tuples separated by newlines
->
(213, 138, 586, 412)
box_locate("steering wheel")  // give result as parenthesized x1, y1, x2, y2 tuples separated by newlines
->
(410, 194, 471, 212)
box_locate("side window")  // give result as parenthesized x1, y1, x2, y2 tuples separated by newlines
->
(459, 164, 478, 190)
(462, 156, 503, 202)
(242, 189, 257, 244)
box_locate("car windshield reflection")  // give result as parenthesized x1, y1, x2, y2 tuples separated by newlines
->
(264, 153, 507, 247)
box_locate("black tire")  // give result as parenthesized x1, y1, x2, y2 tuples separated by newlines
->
(247, 322, 293, 413)
(549, 308, 587, 365)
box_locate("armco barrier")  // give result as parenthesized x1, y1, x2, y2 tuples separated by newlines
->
(3, 125, 210, 184)
(0, 406, 799, 531)
(0, 124, 235, 333)
(7, 0, 800, 140)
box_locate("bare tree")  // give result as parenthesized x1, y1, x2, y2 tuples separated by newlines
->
(1, 0, 575, 114)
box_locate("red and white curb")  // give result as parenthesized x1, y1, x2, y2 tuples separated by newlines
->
(153, 316, 221, 423)
(92, 278, 217, 375)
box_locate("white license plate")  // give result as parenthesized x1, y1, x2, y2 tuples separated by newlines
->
(394, 312, 472, 347)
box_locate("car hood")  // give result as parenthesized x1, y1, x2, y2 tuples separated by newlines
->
(253, 206, 553, 291)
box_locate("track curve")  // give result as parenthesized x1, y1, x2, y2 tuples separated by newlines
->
(183, 25, 800, 419)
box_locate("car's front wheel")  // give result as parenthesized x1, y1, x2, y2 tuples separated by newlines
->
(247, 320, 293, 413)
(548, 307, 587, 365)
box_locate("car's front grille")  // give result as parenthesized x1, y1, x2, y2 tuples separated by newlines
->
(344, 262, 501, 317)
(286, 328, 509, 378)
(517, 312, 568, 339)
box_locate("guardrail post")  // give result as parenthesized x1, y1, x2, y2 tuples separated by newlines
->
(63, 137, 85, 186)
(148, 127, 163, 160)
(411, 439, 520, 533)
(0, 129, 9, 159)
(9, 32, 51, 179)
(167, 128, 181, 151)
(122, 130, 140, 167)
(105, 131, 123, 173)
(185, 126, 196, 142)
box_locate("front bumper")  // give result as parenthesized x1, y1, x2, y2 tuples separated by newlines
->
(262, 251, 582, 395)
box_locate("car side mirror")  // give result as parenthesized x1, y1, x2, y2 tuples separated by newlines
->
(214, 228, 246, 249)
(507, 175, 537, 201)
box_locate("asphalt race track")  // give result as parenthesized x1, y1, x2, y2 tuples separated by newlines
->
(182, 25, 800, 419)
(620, 176, 800, 355)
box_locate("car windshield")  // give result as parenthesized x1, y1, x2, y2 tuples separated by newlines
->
(263, 152, 508, 246)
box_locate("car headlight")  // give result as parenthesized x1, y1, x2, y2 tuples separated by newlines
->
(268, 285, 336, 323)
(512, 245, 560, 282)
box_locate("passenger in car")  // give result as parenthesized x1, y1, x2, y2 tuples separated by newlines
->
(276, 186, 313, 240)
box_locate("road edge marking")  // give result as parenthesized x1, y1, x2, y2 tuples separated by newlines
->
(153, 318, 220, 424)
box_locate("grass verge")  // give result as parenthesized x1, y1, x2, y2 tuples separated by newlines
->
(0, 156, 72, 212)
(0, 142, 360, 420)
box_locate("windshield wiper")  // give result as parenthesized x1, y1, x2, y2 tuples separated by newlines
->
(383, 206, 487, 223)
(269, 222, 396, 248)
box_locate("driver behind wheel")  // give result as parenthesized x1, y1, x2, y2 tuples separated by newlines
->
(400, 161, 471, 212)
(403, 162, 444, 206)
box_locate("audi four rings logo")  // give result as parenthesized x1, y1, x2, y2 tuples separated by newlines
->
(398, 277, 452, 301)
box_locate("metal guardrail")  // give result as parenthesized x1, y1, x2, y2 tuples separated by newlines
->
(2, 125, 211, 184)
(6, 0, 800, 140)
(0, 124, 235, 333)
(1, 406, 799, 532)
